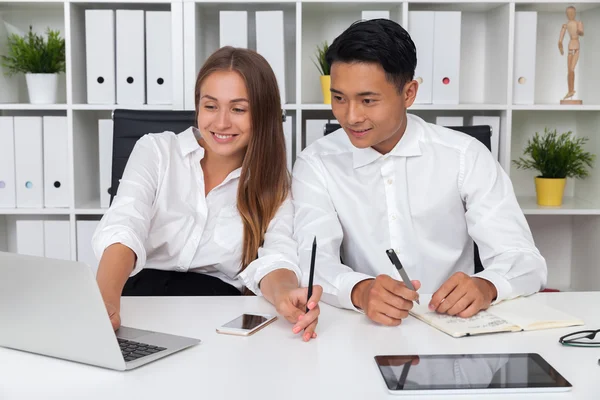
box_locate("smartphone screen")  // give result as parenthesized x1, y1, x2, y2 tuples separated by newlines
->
(223, 314, 269, 330)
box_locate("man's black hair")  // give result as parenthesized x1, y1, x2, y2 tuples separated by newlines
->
(325, 19, 417, 93)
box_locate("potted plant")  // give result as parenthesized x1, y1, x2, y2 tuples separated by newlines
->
(1, 26, 65, 104)
(312, 41, 330, 104)
(513, 127, 595, 206)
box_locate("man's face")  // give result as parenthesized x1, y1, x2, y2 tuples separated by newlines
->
(330, 61, 417, 154)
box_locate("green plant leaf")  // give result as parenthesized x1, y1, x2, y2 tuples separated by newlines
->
(1, 26, 66, 76)
(312, 41, 330, 76)
(512, 127, 596, 179)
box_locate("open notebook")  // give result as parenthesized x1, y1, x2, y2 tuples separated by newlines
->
(410, 295, 584, 338)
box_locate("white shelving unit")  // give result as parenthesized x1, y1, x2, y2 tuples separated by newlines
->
(1, 0, 600, 291)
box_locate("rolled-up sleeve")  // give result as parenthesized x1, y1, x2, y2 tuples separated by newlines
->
(92, 134, 159, 276)
(460, 139, 548, 304)
(238, 196, 302, 295)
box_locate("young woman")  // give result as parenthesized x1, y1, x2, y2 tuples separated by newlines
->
(92, 47, 321, 342)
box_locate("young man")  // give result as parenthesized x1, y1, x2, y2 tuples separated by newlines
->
(292, 19, 547, 326)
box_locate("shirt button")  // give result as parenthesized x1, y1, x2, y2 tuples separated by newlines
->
(386, 179, 393, 185)
(390, 214, 397, 221)
(395, 248, 400, 254)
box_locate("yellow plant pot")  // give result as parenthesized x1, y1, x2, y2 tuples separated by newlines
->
(535, 177, 566, 206)
(320, 75, 331, 104)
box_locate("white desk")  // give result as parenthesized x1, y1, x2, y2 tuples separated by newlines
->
(1, 292, 599, 399)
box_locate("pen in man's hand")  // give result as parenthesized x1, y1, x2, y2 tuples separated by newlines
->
(386, 249, 420, 305)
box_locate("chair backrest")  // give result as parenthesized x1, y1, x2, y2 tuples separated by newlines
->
(110, 109, 195, 205)
(323, 121, 492, 274)
(324, 122, 492, 152)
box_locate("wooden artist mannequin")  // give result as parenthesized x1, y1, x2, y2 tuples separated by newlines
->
(559, 6, 584, 104)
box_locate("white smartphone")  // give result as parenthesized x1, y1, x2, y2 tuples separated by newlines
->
(216, 313, 278, 336)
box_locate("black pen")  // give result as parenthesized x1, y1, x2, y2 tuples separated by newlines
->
(386, 249, 420, 305)
(306, 236, 317, 313)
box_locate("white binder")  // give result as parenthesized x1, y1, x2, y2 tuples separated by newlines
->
(146, 11, 172, 105)
(0, 117, 16, 208)
(305, 119, 328, 149)
(513, 12, 538, 105)
(170, 2, 184, 109)
(361, 11, 390, 20)
(432, 12, 461, 104)
(14, 117, 43, 208)
(98, 119, 114, 208)
(85, 10, 116, 104)
(219, 11, 247, 48)
(43, 116, 70, 208)
(472, 115, 501, 161)
(16, 220, 44, 257)
(116, 10, 145, 105)
(44, 220, 71, 261)
(183, 1, 198, 110)
(436, 116, 464, 126)
(77, 220, 101, 275)
(409, 11, 435, 104)
(283, 115, 293, 173)
(256, 11, 286, 103)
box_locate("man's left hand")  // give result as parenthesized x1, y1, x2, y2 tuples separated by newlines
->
(428, 272, 497, 318)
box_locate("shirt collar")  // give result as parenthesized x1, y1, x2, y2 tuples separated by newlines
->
(352, 114, 422, 169)
(177, 126, 205, 158)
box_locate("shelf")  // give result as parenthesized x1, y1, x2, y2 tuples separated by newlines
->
(0, 103, 69, 110)
(519, 196, 600, 215)
(0, 1, 64, 5)
(410, 104, 508, 111)
(301, 104, 332, 110)
(69, 0, 171, 3)
(0, 208, 71, 215)
(511, 104, 600, 111)
(300, 103, 509, 111)
(514, 2, 600, 13)
(74, 208, 107, 215)
(197, 0, 297, 3)
(71, 104, 175, 111)
(408, 1, 508, 13)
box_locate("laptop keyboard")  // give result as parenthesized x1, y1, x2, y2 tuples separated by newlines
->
(118, 338, 167, 362)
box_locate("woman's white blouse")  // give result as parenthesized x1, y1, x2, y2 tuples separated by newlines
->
(92, 127, 301, 295)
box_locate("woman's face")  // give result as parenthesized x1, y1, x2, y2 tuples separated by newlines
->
(197, 70, 252, 159)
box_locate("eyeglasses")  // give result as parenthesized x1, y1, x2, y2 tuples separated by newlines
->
(559, 329, 600, 347)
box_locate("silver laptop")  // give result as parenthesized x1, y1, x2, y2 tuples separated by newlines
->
(0, 251, 200, 371)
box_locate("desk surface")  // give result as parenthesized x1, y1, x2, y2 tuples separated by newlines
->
(1, 292, 599, 399)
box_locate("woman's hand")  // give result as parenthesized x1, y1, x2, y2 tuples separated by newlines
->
(259, 269, 323, 342)
(104, 300, 121, 331)
(273, 285, 323, 342)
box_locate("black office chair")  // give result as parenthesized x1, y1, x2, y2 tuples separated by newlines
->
(109, 109, 196, 205)
(323, 122, 492, 275)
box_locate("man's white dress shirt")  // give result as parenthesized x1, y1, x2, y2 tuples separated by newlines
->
(292, 113, 547, 310)
(92, 127, 300, 294)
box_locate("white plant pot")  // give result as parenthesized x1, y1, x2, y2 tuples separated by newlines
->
(25, 73, 58, 104)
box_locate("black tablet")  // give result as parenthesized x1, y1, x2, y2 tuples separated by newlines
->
(374, 353, 572, 395)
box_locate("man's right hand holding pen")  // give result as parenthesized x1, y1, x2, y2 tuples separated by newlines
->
(351, 276, 421, 326)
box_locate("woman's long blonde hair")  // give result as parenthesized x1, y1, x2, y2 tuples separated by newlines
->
(194, 46, 290, 273)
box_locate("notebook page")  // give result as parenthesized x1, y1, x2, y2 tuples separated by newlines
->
(410, 299, 520, 338)
(487, 296, 584, 331)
